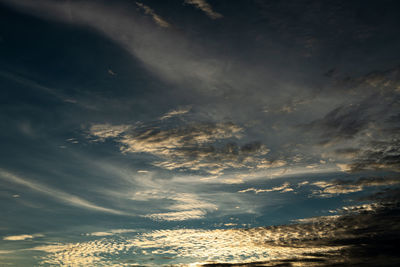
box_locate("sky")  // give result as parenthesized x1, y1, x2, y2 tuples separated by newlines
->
(0, 0, 400, 266)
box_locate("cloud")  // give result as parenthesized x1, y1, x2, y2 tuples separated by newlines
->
(136, 2, 170, 28)
(133, 191, 217, 221)
(107, 69, 116, 76)
(239, 182, 293, 194)
(312, 180, 365, 196)
(86, 229, 136, 237)
(297, 181, 309, 187)
(333, 203, 382, 214)
(159, 106, 191, 120)
(88, 121, 279, 176)
(184, 0, 223, 19)
(32, 199, 400, 266)
(345, 139, 400, 172)
(334, 148, 361, 159)
(144, 209, 207, 221)
(360, 186, 400, 201)
(296, 66, 400, 174)
(3, 234, 43, 241)
(299, 65, 399, 140)
(88, 124, 131, 141)
(256, 159, 286, 169)
(0, 169, 126, 215)
(305, 103, 371, 145)
(311, 176, 400, 197)
(120, 122, 243, 152)
(32, 227, 341, 266)
(335, 66, 400, 95)
(294, 215, 340, 224)
(329, 138, 400, 173)
(0, 0, 230, 93)
(0, 70, 78, 106)
(341, 176, 400, 187)
(31, 241, 122, 266)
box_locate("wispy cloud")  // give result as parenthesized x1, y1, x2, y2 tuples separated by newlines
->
(239, 182, 293, 194)
(3, 234, 43, 241)
(0, 0, 227, 90)
(133, 191, 217, 221)
(145, 209, 207, 221)
(159, 106, 191, 120)
(0, 71, 78, 105)
(136, 2, 170, 28)
(184, 0, 223, 19)
(86, 229, 137, 237)
(0, 169, 126, 215)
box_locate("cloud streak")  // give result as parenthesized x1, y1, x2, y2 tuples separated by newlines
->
(86, 229, 137, 237)
(133, 190, 218, 221)
(3, 234, 43, 241)
(0, 169, 126, 215)
(239, 182, 293, 194)
(136, 2, 170, 28)
(184, 0, 223, 19)
(159, 106, 191, 120)
(0, 0, 230, 93)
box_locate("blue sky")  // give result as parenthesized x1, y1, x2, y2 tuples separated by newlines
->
(1, 0, 400, 266)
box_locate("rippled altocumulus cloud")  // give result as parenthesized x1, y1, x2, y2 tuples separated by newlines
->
(29, 199, 400, 266)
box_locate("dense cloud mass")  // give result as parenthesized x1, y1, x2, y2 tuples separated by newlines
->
(88, 121, 276, 176)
